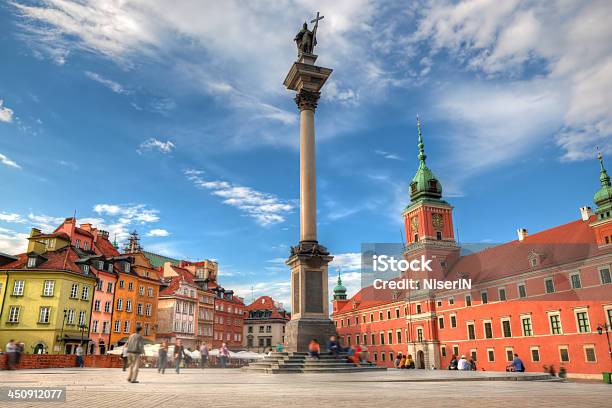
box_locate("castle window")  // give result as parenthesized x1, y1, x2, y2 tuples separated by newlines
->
(414, 234, 418, 242)
(436, 231, 442, 240)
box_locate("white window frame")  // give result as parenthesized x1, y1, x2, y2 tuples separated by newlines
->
(8, 306, 20, 323)
(559, 345, 570, 362)
(498, 287, 507, 301)
(517, 282, 527, 299)
(569, 271, 582, 289)
(487, 348, 495, 362)
(481, 291, 488, 304)
(43, 280, 55, 296)
(521, 315, 533, 337)
(66, 309, 75, 325)
(78, 311, 86, 326)
(13, 280, 25, 296)
(466, 321, 476, 340)
(546, 311, 562, 334)
(483, 320, 493, 339)
(530, 346, 540, 362)
(583, 344, 597, 363)
(574, 308, 591, 333)
(599, 265, 612, 285)
(505, 347, 514, 362)
(450, 313, 457, 328)
(70, 283, 78, 299)
(544, 277, 555, 294)
(81, 286, 89, 300)
(501, 317, 512, 338)
(465, 294, 472, 307)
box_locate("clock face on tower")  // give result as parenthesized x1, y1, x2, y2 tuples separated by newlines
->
(411, 216, 419, 232)
(432, 213, 443, 229)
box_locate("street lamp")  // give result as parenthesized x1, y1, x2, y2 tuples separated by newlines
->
(57, 309, 68, 353)
(597, 323, 612, 363)
(78, 323, 89, 354)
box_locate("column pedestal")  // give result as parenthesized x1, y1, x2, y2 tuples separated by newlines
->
(284, 241, 336, 352)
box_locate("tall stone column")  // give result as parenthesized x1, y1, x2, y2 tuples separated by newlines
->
(283, 53, 336, 352)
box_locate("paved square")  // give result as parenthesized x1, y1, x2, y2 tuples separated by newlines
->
(1, 368, 611, 408)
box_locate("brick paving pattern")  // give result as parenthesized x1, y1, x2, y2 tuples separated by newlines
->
(1, 368, 611, 407)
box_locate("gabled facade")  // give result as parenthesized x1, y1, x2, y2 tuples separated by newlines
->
(243, 295, 290, 352)
(0, 239, 96, 355)
(212, 286, 245, 348)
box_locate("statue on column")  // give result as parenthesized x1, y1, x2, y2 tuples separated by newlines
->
(294, 12, 324, 56)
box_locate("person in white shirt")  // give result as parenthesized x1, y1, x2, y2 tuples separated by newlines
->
(457, 355, 469, 370)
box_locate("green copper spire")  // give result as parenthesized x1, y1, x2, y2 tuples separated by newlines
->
(594, 152, 612, 219)
(409, 115, 442, 203)
(417, 115, 426, 164)
(333, 269, 347, 300)
(113, 234, 119, 250)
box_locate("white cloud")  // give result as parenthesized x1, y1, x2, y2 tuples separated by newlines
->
(147, 228, 169, 237)
(27, 213, 65, 233)
(93, 203, 160, 242)
(138, 138, 175, 154)
(415, 0, 612, 161)
(185, 169, 294, 226)
(0, 227, 28, 255)
(0, 212, 24, 223)
(84, 71, 129, 94)
(375, 149, 403, 161)
(0, 153, 21, 169)
(0, 100, 14, 123)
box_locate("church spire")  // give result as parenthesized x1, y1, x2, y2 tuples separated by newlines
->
(333, 269, 347, 300)
(594, 152, 612, 220)
(417, 114, 427, 165)
(409, 115, 442, 203)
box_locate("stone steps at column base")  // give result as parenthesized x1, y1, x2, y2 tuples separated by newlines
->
(243, 365, 387, 374)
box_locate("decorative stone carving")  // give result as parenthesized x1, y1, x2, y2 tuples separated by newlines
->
(295, 89, 320, 111)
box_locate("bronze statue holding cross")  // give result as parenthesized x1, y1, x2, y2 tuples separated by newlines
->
(294, 12, 324, 56)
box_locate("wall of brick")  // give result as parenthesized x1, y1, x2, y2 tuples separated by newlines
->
(0, 354, 123, 370)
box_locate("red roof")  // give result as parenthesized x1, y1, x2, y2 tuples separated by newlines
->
(74, 227, 94, 238)
(94, 237, 120, 258)
(159, 266, 197, 296)
(0, 246, 91, 275)
(245, 295, 289, 319)
(335, 217, 604, 315)
(30, 232, 71, 241)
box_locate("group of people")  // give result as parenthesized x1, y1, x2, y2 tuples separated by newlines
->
(4, 339, 24, 370)
(307, 336, 371, 366)
(122, 325, 232, 383)
(448, 354, 478, 371)
(393, 352, 416, 369)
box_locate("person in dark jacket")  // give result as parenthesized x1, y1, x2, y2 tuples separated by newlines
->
(326, 336, 339, 356)
(448, 355, 458, 370)
(174, 340, 185, 374)
(157, 341, 168, 374)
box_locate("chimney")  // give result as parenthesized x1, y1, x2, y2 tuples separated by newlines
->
(579, 206, 593, 221)
(517, 228, 528, 241)
(30, 228, 42, 237)
(98, 230, 109, 239)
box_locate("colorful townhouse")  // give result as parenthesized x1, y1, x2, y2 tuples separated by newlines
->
(212, 286, 245, 348)
(243, 295, 290, 352)
(332, 123, 612, 379)
(54, 218, 119, 354)
(156, 262, 202, 348)
(0, 229, 96, 354)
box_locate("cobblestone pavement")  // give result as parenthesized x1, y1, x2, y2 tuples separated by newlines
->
(1, 368, 611, 408)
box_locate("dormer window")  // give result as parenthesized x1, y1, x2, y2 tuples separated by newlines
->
(83, 242, 89, 251)
(97, 260, 104, 270)
(27, 256, 37, 268)
(124, 262, 131, 273)
(410, 182, 417, 194)
(82, 264, 90, 273)
(75, 239, 81, 248)
(428, 180, 437, 190)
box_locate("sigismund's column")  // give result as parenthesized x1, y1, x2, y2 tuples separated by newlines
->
(283, 16, 336, 352)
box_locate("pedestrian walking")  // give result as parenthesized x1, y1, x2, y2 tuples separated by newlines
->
(75, 344, 85, 368)
(5, 339, 18, 370)
(174, 340, 185, 374)
(219, 343, 230, 368)
(199, 343, 209, 369)
(126, 325, 145, 383)
(121, 345, 129, 371)
(158, 341, 168, 374)
(394, 352, 403, 368)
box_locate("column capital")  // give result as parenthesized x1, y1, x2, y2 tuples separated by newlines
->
(294, 89, 321, 111)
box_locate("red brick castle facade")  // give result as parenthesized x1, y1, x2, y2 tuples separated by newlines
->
(332, 120, 612, 378)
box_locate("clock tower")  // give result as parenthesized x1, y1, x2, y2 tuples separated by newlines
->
(402, 117, 460, 280)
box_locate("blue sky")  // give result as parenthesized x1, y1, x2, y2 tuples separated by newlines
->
(1, 1, 611, 309)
